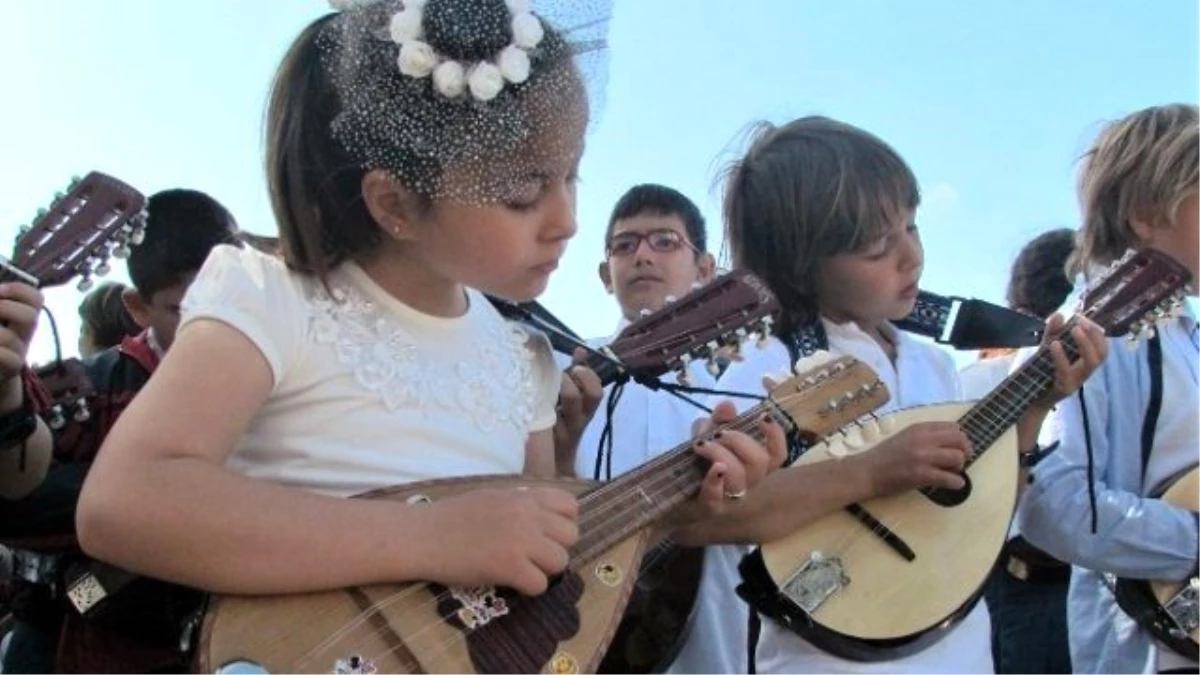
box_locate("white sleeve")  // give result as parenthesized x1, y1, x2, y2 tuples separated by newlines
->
(525, 328, 560, 433)
(179, 244, 307, 390)
(707, 337, 791, 414)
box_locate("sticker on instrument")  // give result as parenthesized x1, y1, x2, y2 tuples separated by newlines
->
(548, 651, 578, 674)
(66, 573, 108, 614)
(449, 586, 510, 629)
(333, 655, 377, 674)
(594, 562, 623, 587)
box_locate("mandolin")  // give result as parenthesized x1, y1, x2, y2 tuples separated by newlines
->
(197, 355, 889, 674)
(738, 248, 1194, 661)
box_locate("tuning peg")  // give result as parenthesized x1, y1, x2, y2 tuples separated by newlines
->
(48, 407, 66, 431)
(676, 355, 693, 382)
(129, 226, 146, 246)
(639, 308, 652, 317)
(878, 414, 897, 434)
(73, 400, 90, 423)
(69, 175, 82, 188)
(34, 208, 48, 221)
(94, 259, 111, 276)
(762, 371, 788, 390)
(706, 357, 721, 377)
(825, 437, 849, 459)
(842, 425, 866, 450)
(751, 316, 774, 347)
(860, 417, 882, 442)
(664, 294, 677, 304)
(793, 349, 833, 374)
(77, 274, 94, 292)
(111, 242, 131, 259)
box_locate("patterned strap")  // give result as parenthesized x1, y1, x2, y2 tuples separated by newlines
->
(895, 291, 1045, 349)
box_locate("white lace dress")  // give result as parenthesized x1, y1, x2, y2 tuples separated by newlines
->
(178, 245, 560, 498)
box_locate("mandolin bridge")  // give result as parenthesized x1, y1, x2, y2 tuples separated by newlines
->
(1165, 577, 1199, 635)
(780, 552, 849, 615)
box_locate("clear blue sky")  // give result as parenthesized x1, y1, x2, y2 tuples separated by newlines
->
(2, 0, 1197, 365)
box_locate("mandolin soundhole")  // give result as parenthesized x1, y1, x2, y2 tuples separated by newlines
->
(430, 573, 584, 673)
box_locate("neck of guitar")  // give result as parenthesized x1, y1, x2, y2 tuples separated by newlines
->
(565, 402, 768, 568)
(960, 316, 1083, 467)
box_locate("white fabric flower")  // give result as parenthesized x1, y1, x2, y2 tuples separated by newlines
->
(397, 41, 437, 78)
(511, 12, 544, 50)
(433, 61, 467, 97)
(505, 0, 532, 13)
(468, 62, 505, 101)
(497, 45, 531, 84)
(389, 9, 423, 43)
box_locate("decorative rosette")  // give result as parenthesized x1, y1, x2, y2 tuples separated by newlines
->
(387, 0, 545, 101)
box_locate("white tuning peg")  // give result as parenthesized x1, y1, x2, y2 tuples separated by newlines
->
(73, 400, 90, 423)
(48, 408, 66, 430)
(130, 226, 146, 246)
(825, 437, 849, 459)
(111, 242, 130, 259)
(755, 316, 774, 347)
(761, 369, 791, 390)
(793, 349, 833, 374)
(664, 294, 677, 304)
(676, 368, 692, 386)
(842, 425, 865, 450)
(860, 417, 882, 442)
(77, 275, 94, 292)
(706, 357, 721, 377)
(94, 259, 111, 276)
(877, 414, 897, 434)
(638, 308, 652, 317)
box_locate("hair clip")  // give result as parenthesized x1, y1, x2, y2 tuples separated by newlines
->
(388, 0, 544, 102)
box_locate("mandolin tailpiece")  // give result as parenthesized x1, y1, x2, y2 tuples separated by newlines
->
(781, 552, 849, 615)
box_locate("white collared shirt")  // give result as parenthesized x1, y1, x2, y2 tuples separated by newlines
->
(558, 319, 717, 481)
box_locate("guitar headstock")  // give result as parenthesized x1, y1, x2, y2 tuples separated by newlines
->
(6, 172, 147, 291)
(761, 352, 889, 444)
(1080, 248, 1192, 346)
(608, 269, 781, 379)
(33, 358, 94, 430)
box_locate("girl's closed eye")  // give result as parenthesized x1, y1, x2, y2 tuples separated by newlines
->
(505, 177, 548, 212)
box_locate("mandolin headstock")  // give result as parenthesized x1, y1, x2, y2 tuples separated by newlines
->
(761, 352, 890, 445)
(1078, 248, 1192, 348)
(5, 172, 147, 290)
(609, 268, 781, 380)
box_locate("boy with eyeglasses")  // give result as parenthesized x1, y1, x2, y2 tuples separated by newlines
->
(564, 183, 717, 482)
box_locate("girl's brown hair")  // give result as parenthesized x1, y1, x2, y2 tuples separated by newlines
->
(264, 4, 578, 282)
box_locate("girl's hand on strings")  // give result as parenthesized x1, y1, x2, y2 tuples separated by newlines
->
(420, 486, 579, 596)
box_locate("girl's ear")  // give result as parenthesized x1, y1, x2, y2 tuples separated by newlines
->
(361, 170, 425, 241)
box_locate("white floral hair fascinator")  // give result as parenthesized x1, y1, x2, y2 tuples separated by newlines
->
(321, 0, 610, 203)
(330, 0, 545, 102)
